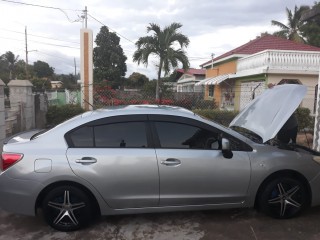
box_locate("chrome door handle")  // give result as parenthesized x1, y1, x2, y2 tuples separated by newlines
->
(75, 157, 97, 164)
(161, 158, 181, 166)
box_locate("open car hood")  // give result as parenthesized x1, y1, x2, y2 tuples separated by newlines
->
(229, 84, 307, 143)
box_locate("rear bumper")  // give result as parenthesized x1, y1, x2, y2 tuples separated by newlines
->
(0, 174, 43, 216)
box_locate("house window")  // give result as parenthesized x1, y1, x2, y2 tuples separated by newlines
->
(278, 79, 301, 85)
(208, 85, 214, 97)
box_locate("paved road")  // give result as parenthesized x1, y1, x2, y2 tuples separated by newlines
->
(1, 206, 320, 240)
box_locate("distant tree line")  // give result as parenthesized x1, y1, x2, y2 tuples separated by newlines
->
(0, 51, 79, 92)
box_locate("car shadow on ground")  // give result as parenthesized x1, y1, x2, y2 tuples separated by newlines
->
(1, 206, 320, 240)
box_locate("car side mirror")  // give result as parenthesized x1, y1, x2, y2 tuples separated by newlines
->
(222, 138, 233, 159)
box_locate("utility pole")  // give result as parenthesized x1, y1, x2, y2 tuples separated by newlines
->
(84, 6, 88, 28)
(25, 26, 29, 79)
(74, 57, 77, 83)
(211, 53, 215, 69)
(80, 6, 93, 110)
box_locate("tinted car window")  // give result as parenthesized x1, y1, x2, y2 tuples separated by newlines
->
(155, 122, 219, 149)
(69, 126, 94, 147)
(94, 122, 147, 148)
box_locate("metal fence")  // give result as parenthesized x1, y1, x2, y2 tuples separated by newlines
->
(92, 86, 217, 110)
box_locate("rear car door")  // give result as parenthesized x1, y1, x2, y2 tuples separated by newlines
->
(149, 115, 251, 206)
(66, 115, 159, 209)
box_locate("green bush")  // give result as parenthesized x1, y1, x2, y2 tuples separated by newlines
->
(46, 104, 85, 126)
(296, 107, 314, 131)
(193, 109, 239, 126)
(193, 99, 217, 110)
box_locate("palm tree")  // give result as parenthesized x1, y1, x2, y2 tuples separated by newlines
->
(133, 22, 190, 99)
(3, 51, 19, 80)
(271, 5, 309, 43)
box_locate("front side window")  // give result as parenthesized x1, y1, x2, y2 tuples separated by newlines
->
(155, 122, 219, 149)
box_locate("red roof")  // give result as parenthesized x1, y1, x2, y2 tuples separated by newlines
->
(201, 35, 320, 67)
(176, 68, 205, 75)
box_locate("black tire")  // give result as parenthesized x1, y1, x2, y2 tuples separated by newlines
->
(258, 177, 309, 219)
(42, 186, 93, 231)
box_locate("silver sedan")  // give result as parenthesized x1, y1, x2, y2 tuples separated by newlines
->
(1, 85, 320, 231)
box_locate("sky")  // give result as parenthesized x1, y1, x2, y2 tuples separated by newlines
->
(0, 0, 315, 80)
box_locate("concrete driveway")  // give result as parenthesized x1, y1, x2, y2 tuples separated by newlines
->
(1, 206, 320, 240)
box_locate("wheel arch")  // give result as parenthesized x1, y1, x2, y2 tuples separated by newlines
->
(254, 169, 312, 209)
(35, 180, 101, 216)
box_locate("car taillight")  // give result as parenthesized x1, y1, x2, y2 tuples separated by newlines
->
(1, 153, 24, 171)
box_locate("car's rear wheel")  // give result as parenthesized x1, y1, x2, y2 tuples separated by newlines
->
(42, 186, 93, 231)
(258, 177, 308, 219)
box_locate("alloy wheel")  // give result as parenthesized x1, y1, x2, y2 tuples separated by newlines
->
(43, 186, 92, 231)
(259, 177, 308, 219)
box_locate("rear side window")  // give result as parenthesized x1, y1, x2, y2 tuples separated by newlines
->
(67, 122, 147, 148)
(94, 122, 147, 148)
(69, 126, 94, 147)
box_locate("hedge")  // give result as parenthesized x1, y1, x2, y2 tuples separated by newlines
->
(46, 104, 85, 126)
(193, 109, 239, 126)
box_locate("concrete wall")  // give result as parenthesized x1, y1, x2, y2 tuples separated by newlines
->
(34, 94, 48, 129)
(8, 80, 35, 130)
(0, 80, 48, 147)
(0, 80, 5, 148)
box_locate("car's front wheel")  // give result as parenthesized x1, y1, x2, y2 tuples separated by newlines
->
(258, 177, 309, 219)
(42, 186, 93, 231)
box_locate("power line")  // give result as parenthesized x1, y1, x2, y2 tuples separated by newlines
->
(29, 39, 80, 49)
(0, 36, 80, 49)
(0, 0, 83, 23)
(88, 13, 135, 44)
(0, 0, 81, 11)
(35, 51, 79, 66)
(0, 28, 80, 45)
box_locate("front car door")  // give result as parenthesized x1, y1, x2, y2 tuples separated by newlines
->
(65, 115, 159, 209)
(149, 115, 252, 206)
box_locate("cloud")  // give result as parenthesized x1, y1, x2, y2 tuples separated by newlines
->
(0, 0, 314, 80)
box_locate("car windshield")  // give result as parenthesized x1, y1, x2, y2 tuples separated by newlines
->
(231, 126, 263, 144)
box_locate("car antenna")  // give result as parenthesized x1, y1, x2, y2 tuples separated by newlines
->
(82, 99, 95, 110)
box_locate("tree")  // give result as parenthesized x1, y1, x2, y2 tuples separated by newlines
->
(133, 22, 190, 99)
(31, 78, 51, 91)
(141, 79, 173, 99)
(2, 51, 19, 80)
(0, 54, 9, 82)
(271, 5, 309, 43)
(300, 2, 320, 47)
(126, 72, 149, 88)
(54, 73, 78, 89)
(15, 59, 32, 80)
(93, 26, 127, 88)
(33, 60, 54, 78)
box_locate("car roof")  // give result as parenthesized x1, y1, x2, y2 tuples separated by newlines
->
(82, 105, 196, 119)
(49, 105, 198, 133)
